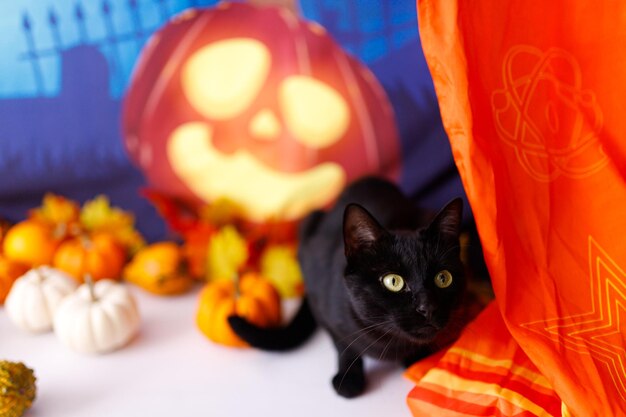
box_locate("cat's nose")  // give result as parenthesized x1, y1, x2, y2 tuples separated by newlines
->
(416, 304, 434, 321)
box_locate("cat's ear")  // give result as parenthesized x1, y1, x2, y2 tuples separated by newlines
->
(427, 198, 463, 240)
(343, 204, 386, 258)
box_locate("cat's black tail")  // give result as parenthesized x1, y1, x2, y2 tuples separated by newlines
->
(227, 298, 317, 351)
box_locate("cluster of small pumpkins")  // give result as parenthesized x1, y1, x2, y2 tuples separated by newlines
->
(0, 193, 144, 290)
(1, 193, 304, 350)
(0, 195, 145, 354)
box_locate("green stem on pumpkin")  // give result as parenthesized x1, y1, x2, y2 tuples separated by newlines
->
(84, 273, 98, 302)
(52, 222, 67, 240)
(34, 268, 45, 284)
(233, 272, 241, 300)
(79, 234, 93, 250)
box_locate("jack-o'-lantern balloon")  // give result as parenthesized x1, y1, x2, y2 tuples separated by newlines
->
(123, 2, 400, 225)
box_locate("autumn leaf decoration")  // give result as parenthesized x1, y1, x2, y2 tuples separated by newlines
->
(80, 195, 145, 254)
(28, 193, 81, 239)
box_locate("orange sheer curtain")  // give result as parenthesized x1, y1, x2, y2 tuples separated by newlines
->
(414, 1, 626, 416)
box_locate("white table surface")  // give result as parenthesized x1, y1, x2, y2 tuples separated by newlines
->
(1, 285, 415, 417)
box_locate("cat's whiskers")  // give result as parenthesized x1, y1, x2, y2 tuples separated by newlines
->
(336, 312, 396, 339)
(336, 319, 390, 343)
(337, 328, 393, 392)
(378, 332, 395, 360)
(338, 319, 395, 357)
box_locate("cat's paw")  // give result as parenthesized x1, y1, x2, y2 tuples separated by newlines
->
(332, 371, 366, 398)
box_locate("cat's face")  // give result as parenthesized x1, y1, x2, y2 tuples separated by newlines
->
(342, 199, 465, 344)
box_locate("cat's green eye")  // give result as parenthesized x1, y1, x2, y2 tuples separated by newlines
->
(382, 273, 405, 292)
(434, 270, 453, 288)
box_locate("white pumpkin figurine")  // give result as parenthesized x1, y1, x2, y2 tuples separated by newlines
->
(5, 266, 79, 333)
(53, 276, 140, 354)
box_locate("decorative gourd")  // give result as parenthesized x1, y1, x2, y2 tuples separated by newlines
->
(52, 232, 126, 282)
(123, 2, 400, 228)
(196, 273, 281, 347)
(5, 266, 78, 332)
(2, 220, 61, 266)
(0, 255, 29, 304)
(0, 361, 36, 417)
(53, 278, 140, 354)
(123, 242, 194, 295)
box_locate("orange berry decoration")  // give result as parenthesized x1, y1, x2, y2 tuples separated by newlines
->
(196, 273, 281, 347)
(3, 220, 61, 266)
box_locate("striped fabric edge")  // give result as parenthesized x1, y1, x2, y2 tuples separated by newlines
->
(408, 384, 543, 417)
(433, 360, 561, 416)
(443, 348, 557, 397)
(412, 368, 560, 417)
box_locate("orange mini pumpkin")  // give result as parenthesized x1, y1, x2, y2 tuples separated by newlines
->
(52, 233, 126, 282)
(3, 220, 61, 266)
(123, 242, 194, 296)
(196, 273, 281, 347)
(0, 255, 29, 304)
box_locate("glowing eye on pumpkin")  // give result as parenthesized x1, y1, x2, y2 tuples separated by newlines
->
(381, 273, 405, 292)
(279, 75, 350, 149)
(182, 38, 270, 120)
(434, 270, 453, 288)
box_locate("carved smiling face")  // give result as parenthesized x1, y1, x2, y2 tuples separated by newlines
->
(123, 3, 400, 224)
(169, 38, 350, 222)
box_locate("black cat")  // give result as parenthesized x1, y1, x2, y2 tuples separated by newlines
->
(229, 177, 467, 398)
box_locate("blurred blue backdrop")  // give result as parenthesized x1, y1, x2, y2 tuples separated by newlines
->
(0, 0, 465, 241)
(0, 0, 418, 98)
